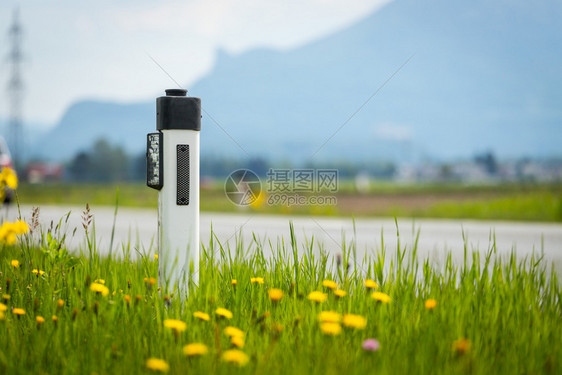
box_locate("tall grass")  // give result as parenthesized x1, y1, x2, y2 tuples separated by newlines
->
(0, 212, 560, 374)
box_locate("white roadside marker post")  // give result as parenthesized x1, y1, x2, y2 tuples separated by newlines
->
(147, 88, 201, 296)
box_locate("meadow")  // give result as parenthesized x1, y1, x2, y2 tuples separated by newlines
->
(0, 211, 561, 374)
(15, 181, 562, 222)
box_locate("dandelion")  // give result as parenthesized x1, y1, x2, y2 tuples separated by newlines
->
(362, 338, 380, 352)
(146, 358, 170, 372)
(2, 294, 10, 302)
(365, 279, 378, 289)
(90, 282, 110, 297)
(224, 326, 244, 338)
(268, 288, 284, 302)
(164, 319, 187, 333)
(13, 308, 25, 316)
(124, 295, 131, 306)
(317, 311, 341, 323)
(231, 335, 245, 348)
(0, 312, 4, 320)
(215, 307, 233, 319)
(183, 343, 208, 357)
(322, 280, 338, 290)
(320, 322, 342, 336)
(250, 277, 264, 284)
(0, 303, 7, 312)
(148, 277, 156, 286)
(52, 315, 58, 326)
(231, 279, 238, 285)
(193, 311, 210, 321)
(425, 299, 437, 310)
(343, 314, 367, 329)
(32, 269, 39, 275)
(222, 349, 249, 366)
(334, 289, 347, 298)
(453, 338, 471, 355)
(94, 279, 105, 285)
(11, 260, 20, 268)
(307, 291, 328, 303)
(1, 168, 18, 189)
(36, 316, 45, 327)
(154, 253, 158, 260)
(371, 291, 391, 303)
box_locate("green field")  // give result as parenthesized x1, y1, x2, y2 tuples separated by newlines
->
(0, 217, 561, 374)
(14, 181, 562, 222)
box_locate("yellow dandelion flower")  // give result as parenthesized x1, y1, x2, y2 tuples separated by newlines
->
(0, 303, 7, 312)
(2, 294, 10, 301)
(13, 308, 26, 316)
(342, 314, 367, 329)
(371, 291, 391, 303)
(52, 315, 58, 323)
(425, 299, 437, 310)
(268, 288, 284, 302)
(307, 291, 328, 303)
(146, 358, 170, 372)
(90, 282, 110, 297)
(0, 312, 4, 320)
(2, 168, 18, 189)
(36, 316, 45, 325)
(231, 279, 237, 285)
(317, 311, 341, 323)
(231, 335, 245, 348)
(154, 253, 158, 260)
(365, 279, 378, 289)
(39, 270, 45, 276)
(164, 319, 187, 333)
(250, 277, 264, 284)
(11, 259, 20, 268)
(334, 289, 347, 298)
(94, 279, 105, 285)
(215, 307, 233, 319)
(193, 311, 210, 321)
(183, 343, 208, 357)
(148, 277, 157, 286)
(32, 269, 39, 275)
(322, 280, 338, 290)
(14, 220, 28, 235)
(222, 349, 249, 366)
(224, 326, 244, 338)
(452, 338, 471, 355)
(320, 322, 342, 336)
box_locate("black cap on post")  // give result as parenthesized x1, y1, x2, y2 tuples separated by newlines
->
(157, 89, 201, 131)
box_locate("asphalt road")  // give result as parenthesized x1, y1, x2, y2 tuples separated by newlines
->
(3, 204, 562, 269)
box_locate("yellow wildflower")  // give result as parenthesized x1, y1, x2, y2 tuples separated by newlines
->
(317, 311, 341, 323)
(453, 338, 471, 355)
(322, 280, 338, 290)
(231, 335, 245, 348)
(154, 253, 158, 260)
(193, 311, 210, 321)
(365, 279, 378, 289)
(36, 316, 45, 325)
(250, 277, 264, 284)
(215, 307, 233, 319)
(371, 291, 391, 303)
(231, 279, 237, 285)
(13, 308, 26, 316)
(11, 260, 19, 268)
(342, 314, 367, 329)
(146, 358, 170, 372)
(148, 277, 157, 286)
(320, 322, 342, 336)
(52, 315, 58, 323)
(334, 289, 347, 298)
(224, 326, 244, 338)
(90, 282, 110, 297)
(222, 349, 249, 366)
(0, 312, 4, 320)
(0, 303, 7, 312)
(307, 291, 328, 303)
(268, 288, 284, 302)
(94, 279, 105, 285)
(425, 299, 437, 310)
(3, 294, 10, 301)
(183, 343, 208, 357)
(164, 319, 187, 333)
(32, 269, 39, 275)
(1, 167, 18, 189)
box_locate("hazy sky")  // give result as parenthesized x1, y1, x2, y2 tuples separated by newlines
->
(0, 0, 391, 127)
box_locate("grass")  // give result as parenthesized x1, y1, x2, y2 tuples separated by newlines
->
(0, 210, 561, 374)
(15, 181, 562, 222)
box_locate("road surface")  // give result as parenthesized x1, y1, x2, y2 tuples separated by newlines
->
(3, 204, 561, 269)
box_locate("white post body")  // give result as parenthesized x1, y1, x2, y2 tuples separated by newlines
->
(158, 129, 200, 292)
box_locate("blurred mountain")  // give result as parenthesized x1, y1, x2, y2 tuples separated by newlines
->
(35, 0, 562, 162)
